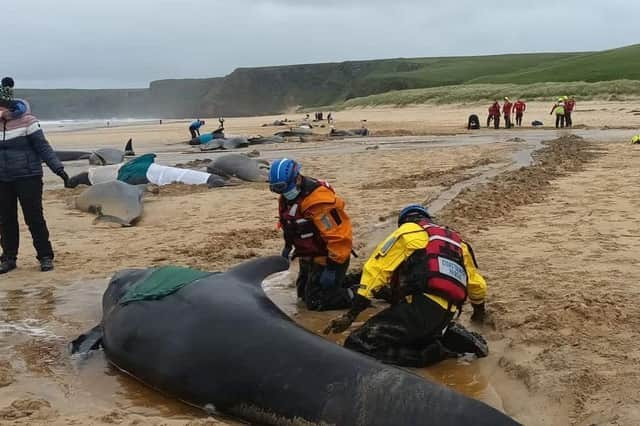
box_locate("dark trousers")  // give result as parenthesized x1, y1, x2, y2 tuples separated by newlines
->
(0, 177, 54, 260)
(504, 114, 512, 129)
(189, 126, 198, 139)
(565, 111, 572, 128)
(493, 114, 500, 129)
(344, 293, 454, 367)
(555, 114, 565, 128)
(296, 258, 352, 311)
(515, 112, 524, 126)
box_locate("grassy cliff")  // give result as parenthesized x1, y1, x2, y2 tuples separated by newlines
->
(14, 44, 640, 119)
(469, 44, 640, 84)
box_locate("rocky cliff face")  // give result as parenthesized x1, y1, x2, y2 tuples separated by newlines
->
(16, 89, 149, 119)
(149, 77, 224, 118)
(14, 58, 425, 119)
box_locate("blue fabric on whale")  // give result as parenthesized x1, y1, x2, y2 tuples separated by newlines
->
(198, 133, 214, 144)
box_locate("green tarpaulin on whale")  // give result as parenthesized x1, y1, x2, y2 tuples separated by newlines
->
(120, 266, 212, 305)
(117, 153, 156, 184)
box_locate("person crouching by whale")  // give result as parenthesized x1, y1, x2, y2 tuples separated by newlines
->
(269, 158, 354, 311)
(0, 77, 71, 274)
(325, 204, 488, 367)
(188, 119, 205, 139)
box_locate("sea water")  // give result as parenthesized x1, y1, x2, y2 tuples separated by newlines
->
(40, 118, 160, 133)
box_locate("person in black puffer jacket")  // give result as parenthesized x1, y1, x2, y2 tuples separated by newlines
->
(0, 76, 70, 274)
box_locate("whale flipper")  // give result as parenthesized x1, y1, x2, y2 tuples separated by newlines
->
(70, 324, 104, 355)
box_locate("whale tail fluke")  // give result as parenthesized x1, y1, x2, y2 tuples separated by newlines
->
(227, 256, 290, 287)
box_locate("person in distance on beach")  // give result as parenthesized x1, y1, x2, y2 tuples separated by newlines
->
(514, 99, 526, 127)
(188, 119, 205, 138)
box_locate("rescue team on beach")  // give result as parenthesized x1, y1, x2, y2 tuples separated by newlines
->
(485, 96, 576, 129)
(268, 158, 488, 367)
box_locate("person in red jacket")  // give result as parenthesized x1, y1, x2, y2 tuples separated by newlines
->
(514, 99, 526, 127)
(564, 96, 576, 128)
(502, 97, 514, 129)
(487, 100, 500, 129)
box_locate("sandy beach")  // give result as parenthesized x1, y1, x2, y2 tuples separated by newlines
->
(1, 101, 639, 425)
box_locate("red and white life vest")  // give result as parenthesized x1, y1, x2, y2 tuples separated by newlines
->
(419, 220, 468, 305)
(278, 179, 332, 258)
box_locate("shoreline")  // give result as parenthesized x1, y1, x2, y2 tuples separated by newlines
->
(40, 118, 168, 134)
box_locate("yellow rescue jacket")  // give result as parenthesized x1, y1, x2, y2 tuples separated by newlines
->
(358, 222, 487, 311)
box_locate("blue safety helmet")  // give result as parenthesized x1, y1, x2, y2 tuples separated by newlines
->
(269, 158, 301, 194)
(398, 204, 431, 226)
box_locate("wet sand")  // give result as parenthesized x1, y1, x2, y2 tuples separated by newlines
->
(1, 103, 639, 425)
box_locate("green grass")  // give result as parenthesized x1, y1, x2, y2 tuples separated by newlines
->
(469, 44, 640, 84)
(350, 53, 582, 92)
(318, 53, 584, 102)
(295, 45, 640, 107)
(333, 80, 640, 109)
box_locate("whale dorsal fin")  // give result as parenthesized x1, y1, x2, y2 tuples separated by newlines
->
(227, 256, 289, 287)
(124, 138, 135, 156)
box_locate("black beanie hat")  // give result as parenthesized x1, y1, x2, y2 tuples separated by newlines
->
(1, 77, 15, 88)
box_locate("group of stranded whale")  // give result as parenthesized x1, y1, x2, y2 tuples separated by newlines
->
(188, 121, 370, 148)
(61, 124, 363, 228)
(59, 139, 269, 226)
(57, 132, 518, 425)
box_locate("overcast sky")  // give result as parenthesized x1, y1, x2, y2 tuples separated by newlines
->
(4, 0, 638, 89)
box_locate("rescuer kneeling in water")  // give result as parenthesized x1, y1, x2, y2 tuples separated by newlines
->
(325, 204, 488, 367)
(269, 158, 354, 311)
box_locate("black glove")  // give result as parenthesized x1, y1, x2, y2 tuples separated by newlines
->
(57, 170, 71, 188)
(281, 245, 292, 259)
(324, 311, 357, 334)
(319, 267, 337, 289)
(342, 270, 363, 289)
(319, 259, 343, 290)
(351, 293, 371, 313)
(323, 293, 370, 334)
(372, 286, 394, 303)
(470, 302, 486, 323)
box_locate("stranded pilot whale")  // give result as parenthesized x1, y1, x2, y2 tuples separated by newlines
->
(71, 256, 519, 426)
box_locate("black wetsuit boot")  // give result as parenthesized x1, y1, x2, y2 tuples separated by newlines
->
(344, 294, 456, 367)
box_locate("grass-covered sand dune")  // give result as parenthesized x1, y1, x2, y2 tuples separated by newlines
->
(333, 80, 640, 109)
